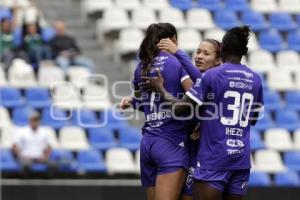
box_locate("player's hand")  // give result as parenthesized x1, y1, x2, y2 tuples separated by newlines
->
(120, 97, 133, 110)
(140, 69, 164, 92)
(190, 123, 200, 140)
(157, 38, 178, 54)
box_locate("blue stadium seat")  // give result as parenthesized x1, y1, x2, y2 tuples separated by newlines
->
(253, 111, 275, 131)
(12, 106, 36, 126)
(241, 10, 268, 32)
(50, 149, 77, 173)
(285, 91, 300, 111)
(0, 149, 20, 172)
(259, 30, 284, 52)
(41, 27, 56, 42)
(287, 31, 300, 52)
(88, 128, 117, 151)
(13, 27, 23, 47)
(197, 0, 222, 11)
(0, 6, 12, 20)
(225, 0, 249, 11)
(248, 171, 272, 186)
(276, 110, 300, 131)
(41, 107, 69, 129)
(101, 109, 129, 131)
(297, 15, 300, 26)
(170, 0, 193, 11)
(72, 109, 98, 127)
(77, 149, 106, 173)
(284, 152, 300, 171)
(250, 130, 265, 150)
(214, 10, 240, 30)
(26, 88, 51, 108)
(263, 90, 283, 111)
(0, 87, 25, 108)
(119, 127, 142, 151)
(30, 163, 48, 172)
(274, 171, 300, 186)
(270, 13, 298, 32)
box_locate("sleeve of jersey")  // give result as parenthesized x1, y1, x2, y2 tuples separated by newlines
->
(185, 73, 210, 106)
(254, 83, 264, 112)
(131, 65, 144, 112)
(131, 97, 144, 112)
(174, 49, 202, 82)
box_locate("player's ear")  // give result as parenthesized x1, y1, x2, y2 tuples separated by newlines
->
(170, 35, 177, 45)
(215, 58, 222, 66)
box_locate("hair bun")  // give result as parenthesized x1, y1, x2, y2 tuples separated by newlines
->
(239, 25, 251, 40)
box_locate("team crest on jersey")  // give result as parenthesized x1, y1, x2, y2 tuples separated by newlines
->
(195, 78, 202, 87)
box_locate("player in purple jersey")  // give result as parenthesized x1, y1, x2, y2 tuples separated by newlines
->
(140, 26, 264, 200)
(121, 23, 193, 200)
(157, 38, 222, 200)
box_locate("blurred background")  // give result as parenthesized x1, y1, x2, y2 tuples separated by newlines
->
(1, 0, 300, 200)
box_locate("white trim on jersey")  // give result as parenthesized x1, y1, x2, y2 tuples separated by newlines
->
(254, 105, 264, 112)
(186, 91, 203, 106)
(181, 75, 190, 83)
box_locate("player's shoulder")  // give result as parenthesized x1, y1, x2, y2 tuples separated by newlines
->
(242, 64, 262, 82)
(157, 51, 180, 65)
(203, 64, 224, 77)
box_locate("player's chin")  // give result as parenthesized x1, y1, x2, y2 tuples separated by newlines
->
(195, 63, 203, 68)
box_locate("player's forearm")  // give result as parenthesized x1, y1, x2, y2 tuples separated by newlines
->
(174, 50, 202, 82)
(157, 85, 179, 104)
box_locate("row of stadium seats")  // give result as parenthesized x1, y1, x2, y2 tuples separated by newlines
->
(0, 86, 111, 111)
(2, 89, 300, 127)
(252, 150, 299, 173)
(249, 171, 300, 186)
(2, 145, 300, 186)
(251, 129, 300, 151)
(114, 27, 300, 57)
(263, 90, 300, 111)
(97, 8, 299, 49)
(0, 62, 98, 88)
(82, 0, 300, 14)
(0, 148, 139, 175)
(0, 107, 126, 128)
(255, 111, 300, 132)
(0, 126, 141, 151)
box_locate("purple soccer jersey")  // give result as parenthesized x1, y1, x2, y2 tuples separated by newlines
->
(186, 63, 264, 170)
(174, 49, 202, 83)
(132, 51, 191, 144)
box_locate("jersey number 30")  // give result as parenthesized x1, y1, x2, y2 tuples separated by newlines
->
(221, 91, 254, 127)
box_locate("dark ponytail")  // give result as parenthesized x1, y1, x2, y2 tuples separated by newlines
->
(138, 24, 160, 75)
(138, 23, 177, 76)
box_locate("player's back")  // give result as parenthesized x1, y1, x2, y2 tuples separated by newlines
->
(196, 62, 263, 170)
(132, 51, 190, 143)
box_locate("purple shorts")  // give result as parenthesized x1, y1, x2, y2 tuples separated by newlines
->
(182, 150, 197, 196)
(194, 168, 250, 196)
(140, 135, 189, 188)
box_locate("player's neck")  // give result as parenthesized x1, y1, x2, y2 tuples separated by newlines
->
(224, 56, 241, 64)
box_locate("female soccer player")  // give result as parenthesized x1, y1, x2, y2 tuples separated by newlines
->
(141, 26, 264, 200)
(121, 23, 194, 200)
(157, 38, 222, 200)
